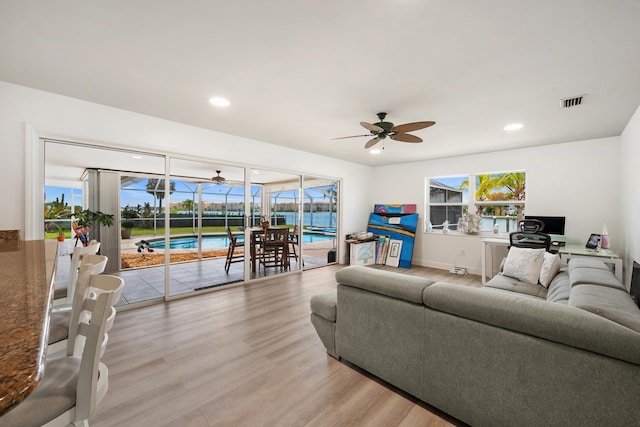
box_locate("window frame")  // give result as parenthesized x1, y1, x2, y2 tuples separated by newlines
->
(425, 170, 526, 234)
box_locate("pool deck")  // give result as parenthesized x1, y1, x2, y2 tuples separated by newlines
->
(56, 232, 336, 307)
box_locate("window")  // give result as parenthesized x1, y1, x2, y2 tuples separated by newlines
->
(426, 171, 526, 233)
(428, 176, 468, 231)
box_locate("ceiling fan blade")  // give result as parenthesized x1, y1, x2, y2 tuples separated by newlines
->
(360, 122, 384, 133)
(331, 134, 372, 140)
(391, 133, 423, 143)
(365, 137, 381, 149)
(392, 121, 436, 133)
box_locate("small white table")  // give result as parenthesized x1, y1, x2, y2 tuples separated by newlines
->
(480, 237, 509, 284)
(559, 244, 623, 284)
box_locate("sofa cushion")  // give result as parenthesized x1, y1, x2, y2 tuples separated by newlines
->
(424, 282, 640, 365)
(569, 284, 640, 333)
(545, 271, 571, 304)
(482, 273, 547, 298)
(539, 252, 561, 288)
(569, 267, 625, 291)
(335, 265, 434, 304)
(501, 247, 545, 284)
(568, 258, 609, 271)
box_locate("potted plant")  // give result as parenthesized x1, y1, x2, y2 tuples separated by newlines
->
(120, 205, 139, 239)
(73, 209, 115, 245)
(56, 226, 65, 242)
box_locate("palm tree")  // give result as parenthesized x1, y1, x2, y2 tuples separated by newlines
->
(460, 175, 494, 215)
(145, 179, 176, 214)
(182, 199, 194, 214)
(493, 172, 526, 220)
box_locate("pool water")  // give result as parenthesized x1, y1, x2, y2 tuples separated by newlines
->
(147, 233, 335, 250)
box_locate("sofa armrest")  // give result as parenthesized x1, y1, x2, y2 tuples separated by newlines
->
(335, 265, 434, 304)
(423, 282, 640, 365)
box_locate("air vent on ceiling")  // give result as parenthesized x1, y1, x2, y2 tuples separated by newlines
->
(560, 94, 586, 109)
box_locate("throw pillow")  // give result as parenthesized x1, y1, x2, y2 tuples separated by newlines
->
(501, 247, 545, 285)
(539, 252, 561, 288)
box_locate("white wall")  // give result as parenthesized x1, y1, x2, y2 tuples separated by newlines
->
(621, 104, 640, 281)
(371, 138, 622, 275)
(0, 81, 373, 263)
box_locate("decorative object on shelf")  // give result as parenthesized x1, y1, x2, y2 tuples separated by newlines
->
(600, 223, 610, 249)
(457, 213, 481, 234)
(442, 220, 449, 234)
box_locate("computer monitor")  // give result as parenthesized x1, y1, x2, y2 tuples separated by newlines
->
(524, 215, 566, 235)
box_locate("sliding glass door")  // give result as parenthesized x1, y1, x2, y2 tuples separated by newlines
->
(248, 168, 302, 278)
(43, 139, 341, 309)
(301, 176, 339, 268)
(167, 159, 246, 296)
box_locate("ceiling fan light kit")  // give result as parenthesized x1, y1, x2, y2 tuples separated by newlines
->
(212, 170, 226, 185)
(334, 112, 436, 149)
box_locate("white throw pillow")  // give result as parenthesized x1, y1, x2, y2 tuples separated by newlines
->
(501, 247, 545, 285)
(539, 252, 561, 288)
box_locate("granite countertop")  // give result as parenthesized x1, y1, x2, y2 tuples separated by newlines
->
(0, 240, 57, 415)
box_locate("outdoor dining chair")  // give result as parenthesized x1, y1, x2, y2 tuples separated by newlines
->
(259, 228, 290, 271)
(225, 226, 244, 273)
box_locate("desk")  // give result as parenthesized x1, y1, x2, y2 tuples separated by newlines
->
(0, 240, 58, 415)
(481, 235, 568, 284)
(480, 237, 509, 284)
(559, 244, 623, 284)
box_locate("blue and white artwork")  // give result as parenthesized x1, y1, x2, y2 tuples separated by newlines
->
(367, 207, 418, 268)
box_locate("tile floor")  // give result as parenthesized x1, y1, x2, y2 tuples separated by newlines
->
(55, 241, 329, 307)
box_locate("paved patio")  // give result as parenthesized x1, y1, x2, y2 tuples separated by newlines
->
(55, 236, 335, 307)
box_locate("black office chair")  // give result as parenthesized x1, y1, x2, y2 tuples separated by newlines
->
(509, 230, 551, 251)
(518, 219, 545, 233)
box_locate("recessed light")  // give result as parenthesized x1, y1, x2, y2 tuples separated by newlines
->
(132, 155, 143, 159)
(209, 97, 230, 108)
(504, 123, 523, 131)
(370, 149, 382, 155)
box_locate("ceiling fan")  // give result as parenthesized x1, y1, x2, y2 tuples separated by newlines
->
(333, 112, 436, 149)
(211, 170, 226, 185)
(210, 170, 243, 187)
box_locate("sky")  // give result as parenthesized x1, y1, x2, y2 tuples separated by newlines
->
(47, 179, 335, 211)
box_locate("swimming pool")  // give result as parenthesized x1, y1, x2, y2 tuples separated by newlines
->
(147, 233, 335, 250)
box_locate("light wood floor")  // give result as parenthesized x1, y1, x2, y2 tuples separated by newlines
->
(91, 265, 481, 427)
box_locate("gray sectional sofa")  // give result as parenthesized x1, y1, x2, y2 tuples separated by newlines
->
(310, 259, 640, 426)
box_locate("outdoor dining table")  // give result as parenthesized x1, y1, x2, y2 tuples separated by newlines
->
(0, 240, 58, 416)
(248, 228, 290, 272)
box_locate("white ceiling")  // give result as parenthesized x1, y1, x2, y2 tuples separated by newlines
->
(2, 1, 640, 167)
